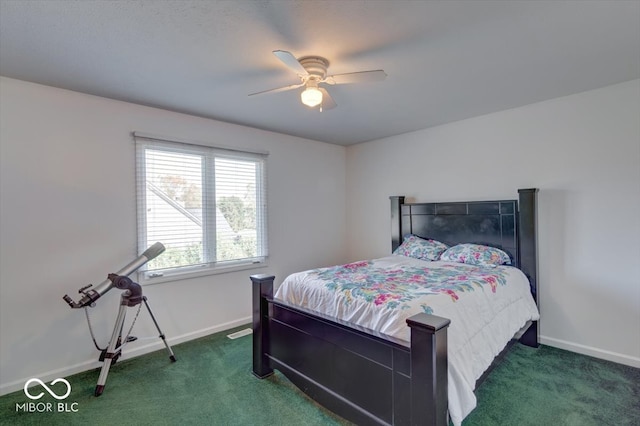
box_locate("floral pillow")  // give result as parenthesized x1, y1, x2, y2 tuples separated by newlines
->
(440, 243, 511, 267)
(393, 235, 449, 261)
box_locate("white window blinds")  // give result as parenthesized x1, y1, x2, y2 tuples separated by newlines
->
(134, 133, 267, 282)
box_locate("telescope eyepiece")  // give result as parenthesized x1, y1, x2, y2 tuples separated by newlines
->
(63, 294, 80, 308)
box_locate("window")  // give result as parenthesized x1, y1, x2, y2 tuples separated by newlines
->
(134, 133, 267, 283)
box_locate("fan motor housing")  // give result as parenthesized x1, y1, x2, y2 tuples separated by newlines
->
(298, 56, 329, 81)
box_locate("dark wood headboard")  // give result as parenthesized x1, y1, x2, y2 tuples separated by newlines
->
(390, 188, 539, 306)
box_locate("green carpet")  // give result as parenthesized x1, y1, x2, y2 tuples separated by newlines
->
(0, 326, 638, 425)
(465, 344, 640, 426)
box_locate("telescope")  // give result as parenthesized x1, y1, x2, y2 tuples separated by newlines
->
(63, 242, 165, 309)
(62, 242, 176, 396)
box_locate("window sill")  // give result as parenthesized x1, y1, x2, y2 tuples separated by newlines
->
(138, 261, 268, 286)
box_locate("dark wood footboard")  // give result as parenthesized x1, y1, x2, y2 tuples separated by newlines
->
(251, 274, 450, 426)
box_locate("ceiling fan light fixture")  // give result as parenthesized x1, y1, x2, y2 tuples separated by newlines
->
(301, 85, 323, 107)
(249, 50, 385, 112)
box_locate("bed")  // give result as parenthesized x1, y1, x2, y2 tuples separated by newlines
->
(251, 189, 539, 426)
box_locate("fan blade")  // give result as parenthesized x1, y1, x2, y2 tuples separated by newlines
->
(273, 50, 308, 76)
(325, 70, 387, 85)
(318, 87, 336, 110)
(248, 82, 305, 97)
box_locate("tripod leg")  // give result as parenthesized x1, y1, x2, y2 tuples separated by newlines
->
(95, 303, 127, 396)
(143, 296, 176, 362)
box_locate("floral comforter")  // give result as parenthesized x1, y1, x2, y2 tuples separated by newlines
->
(275, 255, 540, 426)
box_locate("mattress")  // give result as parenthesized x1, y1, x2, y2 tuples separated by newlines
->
(275, 254, 540, 426)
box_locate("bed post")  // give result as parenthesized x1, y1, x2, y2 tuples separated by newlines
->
(390, 196, 406, 252)
(251, 274, 275, 378)
(517, 188, 539, 348)
(407, 313, 451, 426)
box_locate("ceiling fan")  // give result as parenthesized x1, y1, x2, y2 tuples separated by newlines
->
(249, 50, 387, 111)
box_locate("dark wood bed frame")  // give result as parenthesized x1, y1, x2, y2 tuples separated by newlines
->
(251, 189, 539, 425)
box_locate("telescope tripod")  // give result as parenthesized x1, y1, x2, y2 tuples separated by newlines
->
(95, 292, 176, 396)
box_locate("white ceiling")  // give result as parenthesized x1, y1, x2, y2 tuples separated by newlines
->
(1, 0, 639, 146)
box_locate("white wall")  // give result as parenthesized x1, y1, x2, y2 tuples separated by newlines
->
(0, 77, 347, 394)
(346, 80, 640, 367)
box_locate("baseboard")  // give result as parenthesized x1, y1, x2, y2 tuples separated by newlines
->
(0, 317, 251, 396)
(540, 335, 640, 368)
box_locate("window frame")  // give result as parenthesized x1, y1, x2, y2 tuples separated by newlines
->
(134, 133, 268, 284)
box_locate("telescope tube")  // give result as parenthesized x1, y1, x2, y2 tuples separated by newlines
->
(63, 242, 165, 308)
